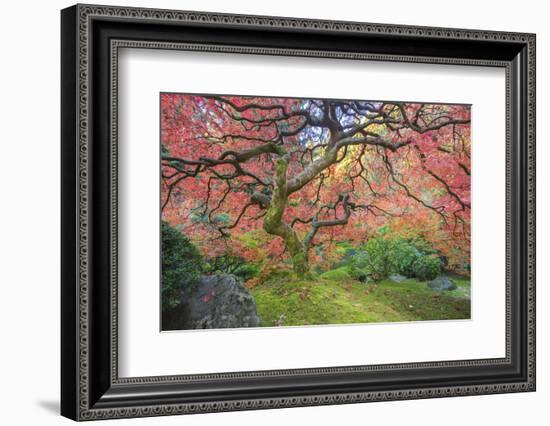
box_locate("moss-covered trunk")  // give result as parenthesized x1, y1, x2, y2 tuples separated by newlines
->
(262, 152, 310, 276)
(285, 232, 309, 276)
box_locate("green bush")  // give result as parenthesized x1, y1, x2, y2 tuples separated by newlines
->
(343, 228, 443, 282)
(348, 234, 416, 281)
(202, 255, 260, 281)
(348, 263, 369, 282)
(411, 255, 441, 281)
(407, 236, 437, 256)
(233, 262, 261, 281)
(348, 238, 392, 281)
(161, 221, 203, 309)
(391, 239, 421, 277)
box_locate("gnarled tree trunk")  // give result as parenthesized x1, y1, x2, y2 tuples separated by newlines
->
(262, 152, 310, 275)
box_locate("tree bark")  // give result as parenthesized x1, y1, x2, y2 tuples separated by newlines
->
(262, 152, 309, 276)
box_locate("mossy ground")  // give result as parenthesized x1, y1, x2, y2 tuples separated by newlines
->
(250, 270, 470, 327)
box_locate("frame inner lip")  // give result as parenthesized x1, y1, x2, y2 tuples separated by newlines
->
(110, 39, 512, 385)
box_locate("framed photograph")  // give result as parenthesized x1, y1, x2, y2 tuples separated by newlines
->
(61, 4, 536, 421)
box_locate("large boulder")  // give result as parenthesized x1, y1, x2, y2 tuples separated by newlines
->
(179, 274, 260, 329)
(427, 276, 457, 291)
(389, 274, 407, 283)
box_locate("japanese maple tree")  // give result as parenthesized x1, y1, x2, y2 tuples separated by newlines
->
(161, 94, 471, 276)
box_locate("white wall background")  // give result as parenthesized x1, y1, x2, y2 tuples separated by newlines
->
(0, 0, 546, 424)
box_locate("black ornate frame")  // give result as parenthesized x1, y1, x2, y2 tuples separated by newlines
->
(61, 3, 536, 421)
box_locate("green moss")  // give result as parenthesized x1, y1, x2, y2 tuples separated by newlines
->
(251, 274, 470, 327)
(445, 277, 471, 299)
(319, 266, 352, 280)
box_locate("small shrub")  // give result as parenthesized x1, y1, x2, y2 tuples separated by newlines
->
(392, 239, 421, 277)
(352, 238, 393, 281)
(233, 262, 261, 281)
(203, 255, 260, 281)
(408, 236, 438, 256)
(348, 264, 369, 282)
(161, 221, 203, 309)
(412, 255, 441, 281)
(335, 229, 444, 282)
(348, 233, 403, 281)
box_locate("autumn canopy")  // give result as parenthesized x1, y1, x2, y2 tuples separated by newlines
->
(161, 94, 471, 276)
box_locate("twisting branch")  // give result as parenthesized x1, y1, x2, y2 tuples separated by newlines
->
(303, 194, 354, 250)
(380, 150, 448, 224)
(412, 144, 471, 210)
(301, 194, 402, 250)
